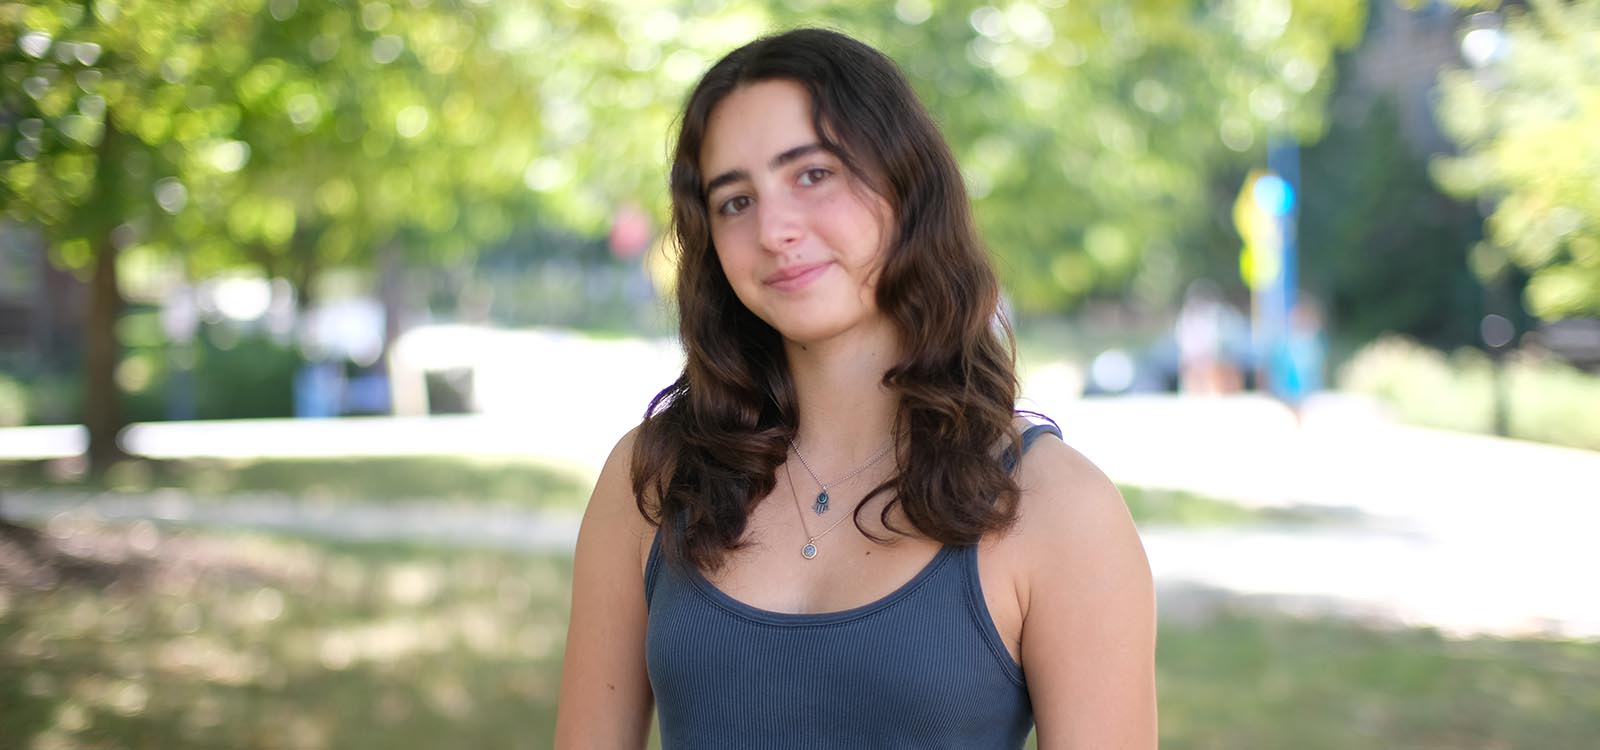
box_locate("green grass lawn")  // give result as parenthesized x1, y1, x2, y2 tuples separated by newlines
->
(1119, 485, 1357, 528)
(4, 521, 1597, 749)
(2, 457, 1340, 531)
(0, 455, 594, 509)
(1, 522, 571, 749)
(1158, 610, 1600, 749)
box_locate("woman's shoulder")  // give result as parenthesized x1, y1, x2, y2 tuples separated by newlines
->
(1000, 419, 1157, 746)
(1004, 417, 1149, 602)
(1008, 417, 1110, 497)
(597, 423, 642, 474)
(583, 426, 658, 573)
(998, 418, 1156, 744)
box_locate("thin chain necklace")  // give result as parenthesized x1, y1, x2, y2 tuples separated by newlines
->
(788, 438, 893, 516)
(785, 459, 855, 559)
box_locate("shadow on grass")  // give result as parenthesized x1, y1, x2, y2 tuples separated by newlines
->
(1, 520, 570, 749)
(5, 521, 1600, 749)
(0, 456, 592, 509)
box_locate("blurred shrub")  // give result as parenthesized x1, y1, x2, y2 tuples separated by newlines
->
(30, 329, 303, 425)
(187, 332, 303, 420)
(22, 373, 80, 426)
(0, 372, 25, 426)
(1339, 336, 1600, 451)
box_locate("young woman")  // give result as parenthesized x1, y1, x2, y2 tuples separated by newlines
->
(555, 28, 1155, 749)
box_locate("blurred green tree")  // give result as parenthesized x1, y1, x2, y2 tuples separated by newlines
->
(1299, 95, 1487, 350)
(752, 1, 1368, 311)
(1432, 0, 1600, 319)
(487, 0, 1372, 311)
(190, 1, 547, 307)
(1, 0, 202, 469)
(1, 1, 544, 470)
(4, 0, 1374, 471)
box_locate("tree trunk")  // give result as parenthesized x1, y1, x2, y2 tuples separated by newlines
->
(83, 114, 127, 475)
(84, 230, 124, 473)
(290, 228, 319, 315)
(379, 242, 405, 353)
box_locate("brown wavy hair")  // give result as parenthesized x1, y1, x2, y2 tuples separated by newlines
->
(631, 28, 1023, 571)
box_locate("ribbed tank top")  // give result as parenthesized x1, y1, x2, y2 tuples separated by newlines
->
(643, 422, 1062, 749)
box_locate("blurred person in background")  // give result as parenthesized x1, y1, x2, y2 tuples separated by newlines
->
(556, 28, 1155, 749)
(1267, 294, 1328, 423)
(1175, 278, 1250, 395)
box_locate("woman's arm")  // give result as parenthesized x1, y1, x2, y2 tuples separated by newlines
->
(1016, 438, 1158, 749)
(555, 428, 656, 749)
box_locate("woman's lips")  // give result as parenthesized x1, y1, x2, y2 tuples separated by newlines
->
(764, 261, 831, 291)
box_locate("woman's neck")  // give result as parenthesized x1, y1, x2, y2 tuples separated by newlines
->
(783, 319, 902, 466)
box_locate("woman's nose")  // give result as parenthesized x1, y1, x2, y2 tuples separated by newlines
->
(757, 197, 803, 252)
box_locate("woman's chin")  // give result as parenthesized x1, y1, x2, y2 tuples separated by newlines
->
(772, 315, 894, 352)
(766, 319, 837, 346)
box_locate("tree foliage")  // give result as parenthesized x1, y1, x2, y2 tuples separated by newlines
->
(1, 0, 544, 287)
(1, 0, 1376, 468)
(3, 0, 1374, 310)
(1432, 0, 1600, 319)
(1299, 94, 1488, 349)
(555, 0, 1368, 312)
(0, 0, 547, 468)
(849, 0, 1368, 312)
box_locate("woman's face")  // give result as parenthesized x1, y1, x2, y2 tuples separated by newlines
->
(699, 79, 894, 347)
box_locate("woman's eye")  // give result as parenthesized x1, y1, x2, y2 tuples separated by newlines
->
(798, 167, 831, 186)
(717, 195, 752, 216)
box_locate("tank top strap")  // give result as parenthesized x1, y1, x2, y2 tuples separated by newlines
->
(957, 417, 1063, 683)
(644, 526, 665, 605)
(1001, 419, 1063, 475)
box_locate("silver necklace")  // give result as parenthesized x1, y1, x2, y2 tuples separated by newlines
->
(788, 438, 893, 515)
(784, 459, 855, 559)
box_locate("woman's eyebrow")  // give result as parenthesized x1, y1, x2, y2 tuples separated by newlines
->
(703, 142, 824, 195)
(770, 142, 824, 169)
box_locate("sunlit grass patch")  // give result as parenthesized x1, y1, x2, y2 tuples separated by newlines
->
(0, 520, 571, 749)
(1, 459, 1336, 529)
(1157, 611, 1600, 749)
(0, 455, 592, 509)
(1119, 485, 1351, 528)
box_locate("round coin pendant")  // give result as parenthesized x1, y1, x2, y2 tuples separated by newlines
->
(802, 543, 818, 559)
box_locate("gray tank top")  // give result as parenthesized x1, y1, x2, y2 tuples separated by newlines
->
(643, 422, 1061, 748)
